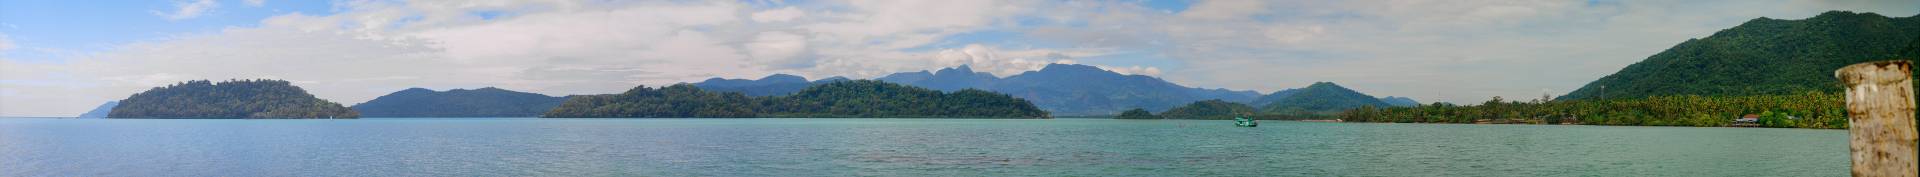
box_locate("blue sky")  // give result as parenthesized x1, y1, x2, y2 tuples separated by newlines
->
(0, 0, 334, 62)
(2, 0, 1917, 116)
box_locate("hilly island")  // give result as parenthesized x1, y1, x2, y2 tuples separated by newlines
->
(108, 79, 359, 119)
(350, 87, 568, 117)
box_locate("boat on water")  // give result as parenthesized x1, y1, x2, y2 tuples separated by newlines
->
(1234, 117, 1258, 127)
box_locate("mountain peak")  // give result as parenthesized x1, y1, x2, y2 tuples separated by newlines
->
(1031, 63, 1117, 76)
(814, 76, 850, 83)
(397, 87, 436, 93)
(1381, 96, 1421, 107)
(936, 65, 975, 74)
(1305, 82, 1343, 89)
(759, 74, 808, 83)
(472, 87, 510, 92)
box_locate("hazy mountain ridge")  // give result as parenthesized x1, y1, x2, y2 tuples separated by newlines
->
(695, 64, 1262, 116)
(1381, 96, 1420, 107)
(76, 101, 117, 118)
(350, 87, 568, 117)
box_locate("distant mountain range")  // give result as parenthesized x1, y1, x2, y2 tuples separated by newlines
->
(1559, 11, 1920, 100)
(690, 74, 851, 96)
(1381, 96, 1420, 107)
(350, 87, 568, 117)
(691, 64, 1264, 116)
(76, 101, 117, 118)
(690, 64, 1419, 116)
(88, 64, 1418, 118)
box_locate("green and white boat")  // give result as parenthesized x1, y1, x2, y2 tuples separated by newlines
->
(1234, 117, 1258, 127)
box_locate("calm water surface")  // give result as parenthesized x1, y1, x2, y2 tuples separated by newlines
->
(1, 118, 1847, 176)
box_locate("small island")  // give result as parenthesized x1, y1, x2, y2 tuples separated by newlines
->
(1156, 100, 1257, 120)
(109, 79, 359, 119)
(543, 80, 1050, 118)
(1114, 108, 1159, 119)
(351, 87, 567, 117)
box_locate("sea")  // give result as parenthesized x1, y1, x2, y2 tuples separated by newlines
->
(0, 118, 1848, 176)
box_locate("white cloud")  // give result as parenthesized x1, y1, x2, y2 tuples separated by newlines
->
(243, 0, 265, 7)
(801, 0, 1024, 49)
(154, 0, 219, 20)
(1179, 0, 1268, 20)
(746, 31, 809, 65)
(751, 7, 806, 23)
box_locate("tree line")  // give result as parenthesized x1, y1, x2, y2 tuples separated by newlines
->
(110, 79, 359, 119)
(1336, 92, 1847, 129)
(543, 80, 1050, 118)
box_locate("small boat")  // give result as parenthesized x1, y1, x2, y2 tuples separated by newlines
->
(1234, 117, 1258, 127)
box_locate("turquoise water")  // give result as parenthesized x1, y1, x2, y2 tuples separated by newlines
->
(1, 118, 1848, 176)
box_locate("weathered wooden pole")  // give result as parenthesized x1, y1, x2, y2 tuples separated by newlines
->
(1836, 60, 1918, 177)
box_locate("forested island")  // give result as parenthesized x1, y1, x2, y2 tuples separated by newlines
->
(1115, 82, 1407, 120)
(543, 80, 1050, 118)
(1157, 100, 1258, 120)
(109, 79, 359, 119)
(1336, 11, 1918, 129)
(351, 87, 567, 117)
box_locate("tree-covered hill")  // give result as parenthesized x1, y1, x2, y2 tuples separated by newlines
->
(1157, 100, 1257, 120)
(1114, 108, 1159, 119)
(543, 80, 1049, 118)
(1249, 88, 1301, 106)
(1259, 82, 1391, 115)
(108, 79, 358, 119)
(350, 87, 567, 117)
(1559, 11, 1920, 100)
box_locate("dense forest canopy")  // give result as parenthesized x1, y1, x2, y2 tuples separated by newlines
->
(1336, 11, 1920, 129)
(1114, 108, 1159, 119)
(109, 79, 359, 119)
(350, 87, 567, 117)
(1341, 92, 1847, 129)
(1558, 11, 1920, 100)
(543, 80, 1050, 118)
(1157, 100, 1257, 120)
(1259, 82, 1391, 115)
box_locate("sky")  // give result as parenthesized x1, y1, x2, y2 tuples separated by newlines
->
(1, 0, 1917, 117)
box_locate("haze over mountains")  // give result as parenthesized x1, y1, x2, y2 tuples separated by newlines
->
(686, 63, 1416, 116)
(90, 12, 1915, 119)
(349, 87, 568, 117)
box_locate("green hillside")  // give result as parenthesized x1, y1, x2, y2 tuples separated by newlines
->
(109, 79, 359, 119)
(1559, 11, 1920, 100)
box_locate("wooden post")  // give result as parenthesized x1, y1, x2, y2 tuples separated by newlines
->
(1836, 60, 1918, 177)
